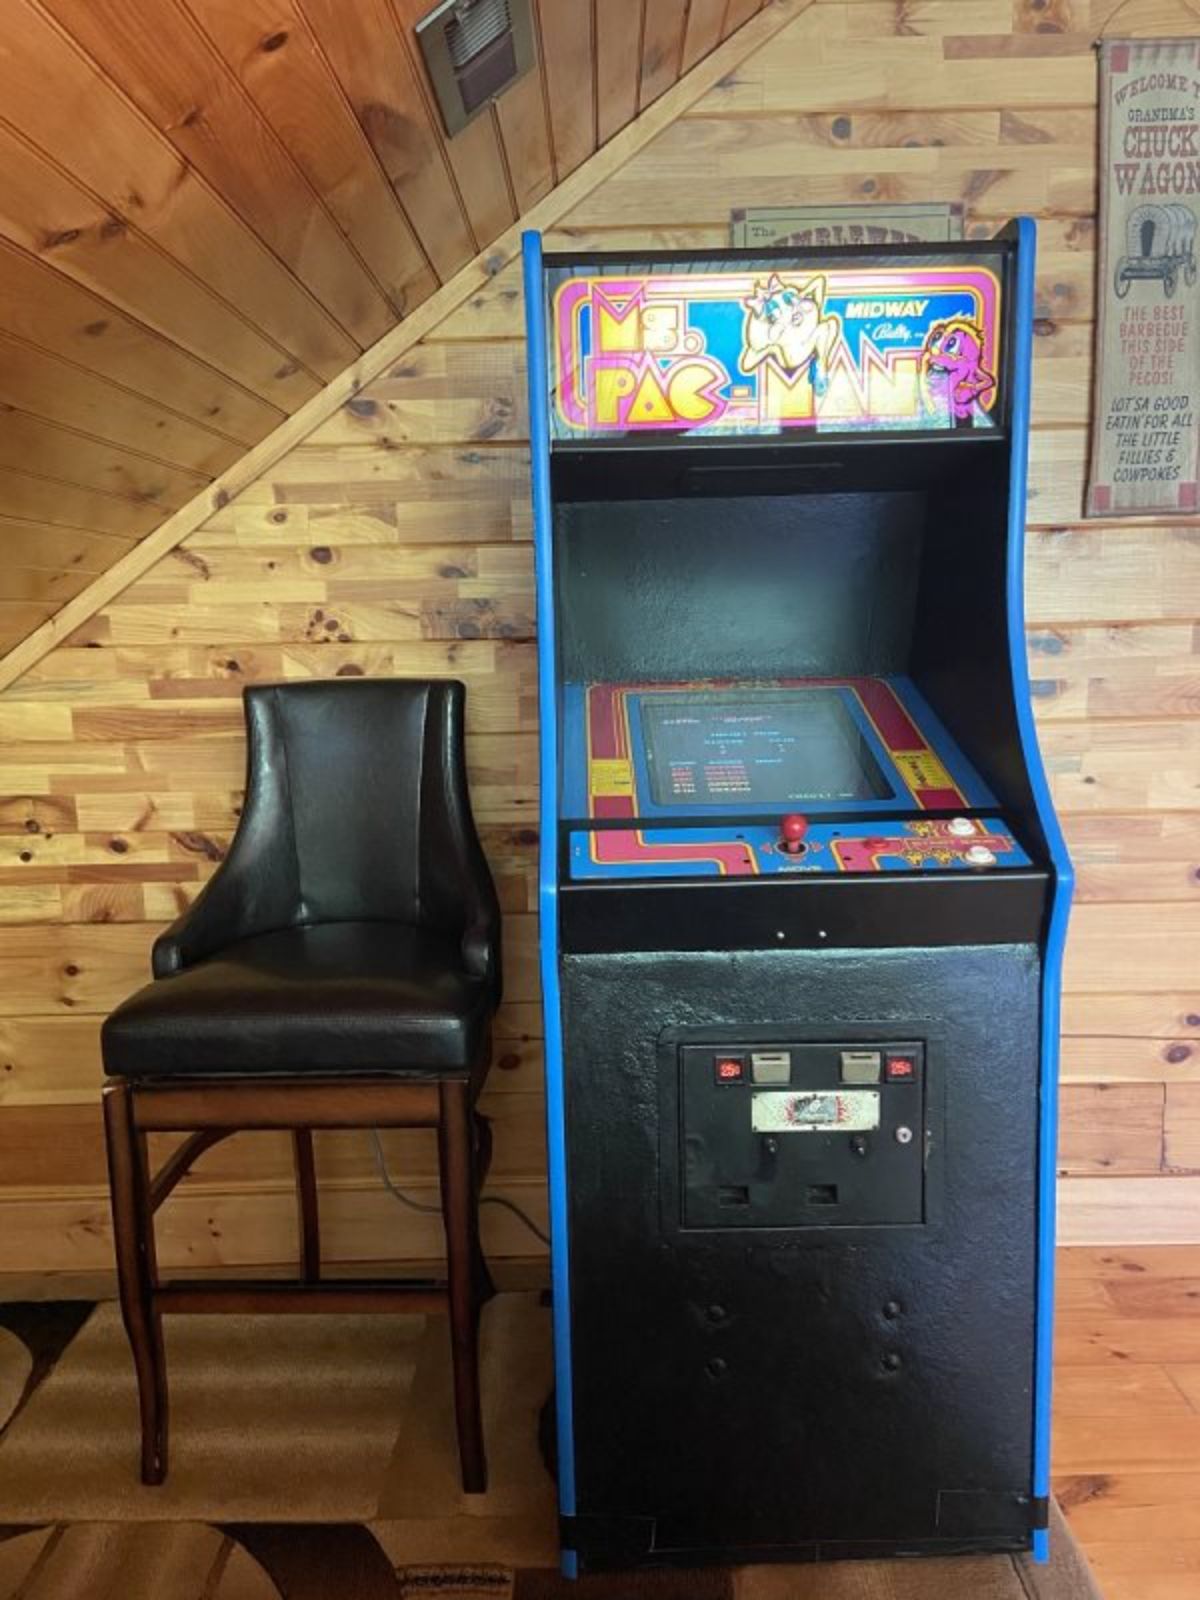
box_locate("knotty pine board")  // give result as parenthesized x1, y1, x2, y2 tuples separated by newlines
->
(0, 0, 1198, 1271)
(0, 0, 736, 622)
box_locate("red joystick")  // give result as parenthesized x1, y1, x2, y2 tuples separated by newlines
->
(779, 813, 809, 855)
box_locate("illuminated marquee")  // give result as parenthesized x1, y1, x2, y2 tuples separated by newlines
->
(550, 261, 1003, 438)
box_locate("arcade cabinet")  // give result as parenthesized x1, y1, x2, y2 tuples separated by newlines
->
(522, 222, 1072, 1573)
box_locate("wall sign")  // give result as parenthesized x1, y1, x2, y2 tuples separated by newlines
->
(730, 202, 964, 248)
(548, 258, 1003, 439)
(1087, 38, 1200, 517)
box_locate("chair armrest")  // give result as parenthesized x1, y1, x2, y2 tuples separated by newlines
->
(152, 689, 301, 976)
(151, 859, 287, 975)
(423, 681, 503, 1005)
(461, 883, 501, 992)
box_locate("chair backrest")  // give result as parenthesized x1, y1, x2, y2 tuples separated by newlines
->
(243, 678, 491, 938)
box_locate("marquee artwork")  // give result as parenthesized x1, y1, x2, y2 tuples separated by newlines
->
(549, 260, 1003, 438)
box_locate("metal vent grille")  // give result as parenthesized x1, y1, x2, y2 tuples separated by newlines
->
(416, 0, 534, 137)
(446, 0, 511, 68)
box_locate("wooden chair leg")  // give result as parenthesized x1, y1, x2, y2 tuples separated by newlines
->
(292, 1130, 320, 1283)
(102, 1081, 168, 1485)
(472, 1113, 497, 1304)
(438, 1079, 487, 1494)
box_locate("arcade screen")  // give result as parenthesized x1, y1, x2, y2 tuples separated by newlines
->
(640, 689, 892, 807)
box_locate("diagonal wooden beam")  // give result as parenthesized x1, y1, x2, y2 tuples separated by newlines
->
(0, 0, 810, 694)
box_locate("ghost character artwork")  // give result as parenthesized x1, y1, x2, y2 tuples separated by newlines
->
(740, 273, 838, 412)
(921, 316, 996, 424)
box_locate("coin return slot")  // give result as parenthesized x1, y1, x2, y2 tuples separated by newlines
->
(718, 1185, 751, 1207)
(807, 1184, 838, 1205)
(750, 1050, 791, 1085)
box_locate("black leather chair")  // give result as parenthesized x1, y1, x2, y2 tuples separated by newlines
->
(101, 678, 501, 1491)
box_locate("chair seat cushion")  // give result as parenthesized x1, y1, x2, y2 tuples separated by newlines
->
(101, 921, 492, 1078)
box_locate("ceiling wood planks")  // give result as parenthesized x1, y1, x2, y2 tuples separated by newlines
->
(184, 0, 432, 315)
(596, 0, 645, 144)
(680, 0, 729, 74)
(296, 0, 476, 282)
(0, 0, 766, 631)
(0, 335, 243, 474)
(640, 0, 690, 110)
(0, 239, 288, 442)
(537, 0, 598, 180)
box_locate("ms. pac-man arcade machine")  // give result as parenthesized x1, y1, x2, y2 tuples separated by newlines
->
(522, 222, 1072, 1574)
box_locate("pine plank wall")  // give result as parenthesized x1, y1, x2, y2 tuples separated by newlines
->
(1, 0, 1199, 1277)
(0, 0, 767, 651)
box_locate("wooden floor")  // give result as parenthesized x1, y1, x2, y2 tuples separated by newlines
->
(4, 1243, 1200, 1595)
(1055, 1245, 1200, 1600)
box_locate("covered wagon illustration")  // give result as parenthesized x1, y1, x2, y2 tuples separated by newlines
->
(1114, 202, 1197, 299)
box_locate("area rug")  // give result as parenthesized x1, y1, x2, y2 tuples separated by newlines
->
(0, 1294, 1101, 1598)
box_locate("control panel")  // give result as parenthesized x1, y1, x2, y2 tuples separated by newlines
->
(571, 815, 1029, 881)
(681, 1040, 925, 1230)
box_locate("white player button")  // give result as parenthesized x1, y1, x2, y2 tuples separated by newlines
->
(948, 817, 976, 837)
(964, 844, 996, 867)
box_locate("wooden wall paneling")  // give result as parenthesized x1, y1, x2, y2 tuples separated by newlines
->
(5, 0, 1195, 1263)
(1060, 994, 1200, 1044)
(7, 636, 537, 718)
(694, 3, 1097, 113)
(595, 0, 644, 144)
(389, 0, 517, 248)
(564, 117, 1096, 224)
(295, 0, 475, 283)
(1165, 1085, 1200, 1171)
(0, 336, 243, 477)
(1025, 0, 1200, 35)
(1058, 1084, 1166, 1176)
(1061, 1035, 1200, 1088)
(1027, 526, 1200, 625)
(0, 120, 322, 411)
(181, 0, 432, 317)
(0, 1016, 100, 1107)
(841, 2, 1017, 37)
(1060, 812, 1200, 904)
(0, 241, 286, 446)
(305, 340, 527, 447)
(1029, 622, 1200, 724)
(1064, 906, 1200, 994)
(1057, 1177, 1200, 1247)
(69, 593, 536, 650)
(4, 0, 362, 376)
(1040, 720, 1200, 816)
(640, 0, 689, 109)
(0, 0, 800, 697)
(536, 0, 597, 178)
(0, 1178, 550, 1274)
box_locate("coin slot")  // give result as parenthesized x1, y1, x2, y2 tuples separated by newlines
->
(806, 1184, 838, 1205)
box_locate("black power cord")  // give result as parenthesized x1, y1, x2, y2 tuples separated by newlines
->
(369, 1129, 550, 1247)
